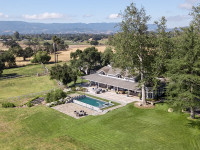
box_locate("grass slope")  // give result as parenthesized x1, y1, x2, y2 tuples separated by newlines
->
(1, 104, 200, 150)
(2, 63, 64, 76)
(0, 76, 57, 103)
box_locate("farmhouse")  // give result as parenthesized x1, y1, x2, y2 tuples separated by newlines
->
(83, 65, 165, 99)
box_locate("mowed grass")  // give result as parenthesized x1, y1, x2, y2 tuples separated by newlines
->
(0, 76, 57, 103)
(0, 103, 200, 150)
(2, 63, 65, 76)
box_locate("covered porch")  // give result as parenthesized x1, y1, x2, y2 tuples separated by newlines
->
(83, 74, 140, 97)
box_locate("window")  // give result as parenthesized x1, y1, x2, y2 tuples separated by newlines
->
(99, 71, 105, 75)
(116, 74, 122, 78)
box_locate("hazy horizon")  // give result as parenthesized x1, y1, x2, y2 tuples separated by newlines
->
(0, 0, 199, 28)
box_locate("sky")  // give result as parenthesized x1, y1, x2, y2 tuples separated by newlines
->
(0, 0, 199, 28)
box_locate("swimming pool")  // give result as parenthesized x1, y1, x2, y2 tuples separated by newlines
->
(74, 95, 113, 110)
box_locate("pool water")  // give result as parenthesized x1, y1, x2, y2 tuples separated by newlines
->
(77, 96, 109, 108)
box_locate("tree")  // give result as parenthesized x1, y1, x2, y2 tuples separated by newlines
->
(24, 38, 39, 53)
(3, 40, 19, 48)
(71, 69, 78, 84)
(9, 46, 23, 57)
(101, 47, 114, 66)
(13, 31, 20, 40)
(43, 42, 54, 54)
(112, 3, 154, 105)
(0, 60, 5, 76)
(23, 47, 34, 60)
(70, 47, 101, 74)
(0, 51, 16, 67)
(52, 36, 61, 63)
(90, 40, 99, 46)
(190, 4, 200, 32)
(153, 16, 173, 77)
(31, 51, 51, 64)
(166, 25, 200, 119)
(50, 63, 76, 85)
(57, 39, 69, 51)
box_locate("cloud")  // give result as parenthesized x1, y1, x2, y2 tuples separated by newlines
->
(179, 0, 200, 10)
(83, 14, 93, 18)
(108, 14, 120, 19)
(23, 12, 64, 20)
(179, 3, 193, 10)
(0, 13, 8, 18)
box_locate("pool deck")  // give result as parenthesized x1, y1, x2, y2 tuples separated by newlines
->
(52, 87, 141, 119)
(52, 102, 127, 119)
(85, 87, 140, 105)
(52, 103, 98, 119)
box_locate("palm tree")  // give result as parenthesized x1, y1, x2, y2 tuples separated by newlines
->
(52, 36, 61, 63)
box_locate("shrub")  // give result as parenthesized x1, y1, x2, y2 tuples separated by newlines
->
(2, 102, 16, 108)
(27, 101, 34, 107)
(80, 87, 87, 92)
(45, 89, 67, 103)
(71, 87, 76, 91)
(31, 57, 37, 63)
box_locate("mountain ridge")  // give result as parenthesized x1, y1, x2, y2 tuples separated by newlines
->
(0, 21, 158, 34)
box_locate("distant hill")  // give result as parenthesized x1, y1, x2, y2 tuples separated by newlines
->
(0, 21, 158, 34)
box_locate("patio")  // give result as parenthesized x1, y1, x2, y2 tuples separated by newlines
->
(52, 103, 98, 119)
(85, 87, 140, 105)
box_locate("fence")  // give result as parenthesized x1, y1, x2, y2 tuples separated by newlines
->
(6, 88, 56, 102)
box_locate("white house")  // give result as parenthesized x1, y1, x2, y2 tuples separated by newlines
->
(83, 65, 165, 99)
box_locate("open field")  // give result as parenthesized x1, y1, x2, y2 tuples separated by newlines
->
(1, 48, 200, 150)
(2, 63, 65, 76)
(52, 45, 107, 63)
(0, 76, 57, 104)
(14, 45, 107, 66)
(0, 42, 107, 66)
(0, 103, 200, 150)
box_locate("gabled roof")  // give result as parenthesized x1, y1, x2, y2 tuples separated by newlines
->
(83, 74, 139, 91)
(97, 65, 130, 77)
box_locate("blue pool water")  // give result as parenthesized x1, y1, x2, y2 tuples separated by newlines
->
(76, 96, 109, 108)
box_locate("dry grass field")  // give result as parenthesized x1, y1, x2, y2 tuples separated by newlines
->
(0, 42, 107, 66)
(0, 42, 9, 51)
(52, 45, 107, 63)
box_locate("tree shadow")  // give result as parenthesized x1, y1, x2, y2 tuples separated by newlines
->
(187, 119, 200, 130)
(1, 73, 17, 77)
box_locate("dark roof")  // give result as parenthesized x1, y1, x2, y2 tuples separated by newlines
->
(83, 74, 139, 91)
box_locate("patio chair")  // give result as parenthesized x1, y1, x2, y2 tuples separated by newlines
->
(76, 112, 80, 117)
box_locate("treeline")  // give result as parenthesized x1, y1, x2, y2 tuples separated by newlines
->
(49, 46, 113, 88)
(109, 3, 200, 119)
(0, 33, 109, 42)
(70, 46, 113, 75)
(0, 35, 71, 74)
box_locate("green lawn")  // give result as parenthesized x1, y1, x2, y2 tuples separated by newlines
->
(0, 76, 57, 104)
(68, 77, 88, 87)
(98, 38, 108, 45)
(2, 63, 64, 76)
(0, 103, 200, 150)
